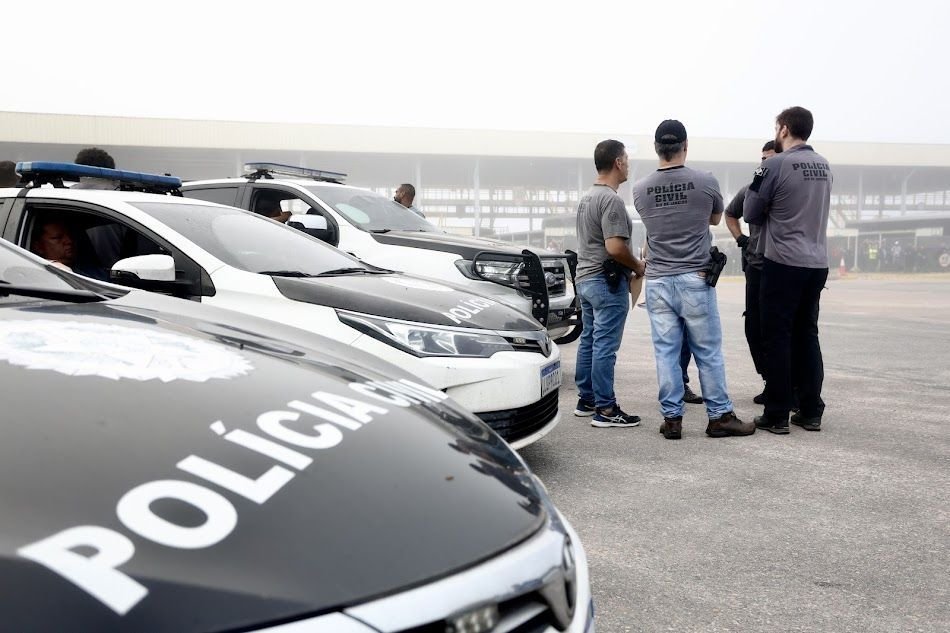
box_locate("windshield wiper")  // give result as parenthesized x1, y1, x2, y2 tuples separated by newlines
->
(316, 267, 388, 277)
(0, 282, 105, 303)
(370, 229, 392, 234)
(258, 270, 315, 277)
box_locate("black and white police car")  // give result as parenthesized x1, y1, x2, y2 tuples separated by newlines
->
(0, 238, 594, 632)
(1, 162, 563, 449)
(181, 163, 582, 343)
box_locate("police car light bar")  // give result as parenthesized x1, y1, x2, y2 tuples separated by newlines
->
(243, 162, 347, 183)
(16, 162, 182, 192)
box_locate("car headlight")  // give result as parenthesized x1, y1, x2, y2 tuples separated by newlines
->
(337, 310, 515, 358)
(455, 259, 528, 290)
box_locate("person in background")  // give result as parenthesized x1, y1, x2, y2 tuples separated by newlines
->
(632, 120, 753, 440)
(724, 140, 778, 404)
(0, 161, 18, 187)
(394, 183, 425, 218)
(744, 106, 833, 434)
(573, 139, 646, 428)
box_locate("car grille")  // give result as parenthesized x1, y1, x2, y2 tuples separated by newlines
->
(398, 588, 557, 633)
(476, 390, 559, 443)
(502, 333, 553, 357)
(540, 258, 566, 298)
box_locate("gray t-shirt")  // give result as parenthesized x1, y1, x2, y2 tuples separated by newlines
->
(724, 184, 764, 269)
(743, 144, 832, 269)
(575, 184, 632, 283)
(632, 165, 724, 278)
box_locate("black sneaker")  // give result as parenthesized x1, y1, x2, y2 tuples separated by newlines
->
(754, 415, 789, 434)
(753, 389, 767, 405)
(573, 399, 596, 417)
(591, 405, 641, 428)
(683, 385, 704, 404)
(791, 412, 822, 431)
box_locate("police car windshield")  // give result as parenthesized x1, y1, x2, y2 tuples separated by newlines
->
(305, 186, 438, 232)
(131, 202, 364, 276)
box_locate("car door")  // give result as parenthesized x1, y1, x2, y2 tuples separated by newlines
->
(7, 197, 215, 300)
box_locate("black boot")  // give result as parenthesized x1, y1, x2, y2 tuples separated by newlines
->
(659, 416, 682, 440)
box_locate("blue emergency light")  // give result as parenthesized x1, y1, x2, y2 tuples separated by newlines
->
(15, 162, 182, 192)
(243, 162, 347, 183)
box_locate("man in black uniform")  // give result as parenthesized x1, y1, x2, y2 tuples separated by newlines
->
(744, 107, 832, 434)
(724, 140, 777, 403)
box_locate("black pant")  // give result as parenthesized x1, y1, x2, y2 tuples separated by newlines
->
(680, 328, 692, 384)
(744, 265, 767, 377)
(760, 259, 828, 420)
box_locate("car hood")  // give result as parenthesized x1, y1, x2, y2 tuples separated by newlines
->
(272, 272, 543, 330)
(370, 230, 562, 260)
(0, 298, 545, 632)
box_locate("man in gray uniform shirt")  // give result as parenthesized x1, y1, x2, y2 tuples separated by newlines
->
(724, 140, 777, 403)
(744, 106, 832, 434)
(633, 120, 754, 440)
(573, 139, 646, 428)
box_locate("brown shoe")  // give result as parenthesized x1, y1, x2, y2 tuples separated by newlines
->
(659, 416, 682, 440)
(706, 411, 755, 437)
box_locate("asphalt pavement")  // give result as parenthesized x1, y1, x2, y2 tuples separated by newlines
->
(521, 276, 950, 633)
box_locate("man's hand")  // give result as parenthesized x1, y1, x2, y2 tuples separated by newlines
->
(736, 234, 750, 248)
(631, 258, 646, 278)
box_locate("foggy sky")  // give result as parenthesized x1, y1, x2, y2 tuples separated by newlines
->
(3, 0, 946, 145)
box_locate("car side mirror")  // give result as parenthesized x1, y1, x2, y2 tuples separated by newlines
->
(111, 254, 176, 281)
(288, 214, 333, 244)
(288, 214, 328, 230)
(110, 254, 191, 296)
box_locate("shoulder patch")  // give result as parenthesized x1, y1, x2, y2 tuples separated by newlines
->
(749, 166, 768, 193)
(607, 209, 620, 223)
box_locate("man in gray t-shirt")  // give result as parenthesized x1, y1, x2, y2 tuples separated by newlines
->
(744, 106, 832, 434)
(572, 140, 645, 429)
(631, 119, 753, 441)
(724, 140, 777, 398)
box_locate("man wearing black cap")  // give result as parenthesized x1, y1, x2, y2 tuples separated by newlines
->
(744, 106, 832, 434)
(632, 120, 754, 440)
(724, 140, 778, 403)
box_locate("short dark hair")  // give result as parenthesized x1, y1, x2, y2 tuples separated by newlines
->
(761, 140, 776, 152)
(74, 147, 115, 169)
(776, 107, 813, 141)
(594, 140, 626, 173)
(396, 183, 415, 198)
(654, 141, 685, 162)
(0, 161, 17, 187)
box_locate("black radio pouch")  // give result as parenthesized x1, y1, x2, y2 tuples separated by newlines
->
(602, 258, 628, 290)
(705, 247, 727, 287)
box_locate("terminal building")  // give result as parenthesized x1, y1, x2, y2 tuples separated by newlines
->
(3, 110, 949, 272)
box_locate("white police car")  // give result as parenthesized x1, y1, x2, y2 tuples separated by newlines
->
(0, 238, 594, 632)
(181, 163, 582, 342)
(0, 162, 562, 449)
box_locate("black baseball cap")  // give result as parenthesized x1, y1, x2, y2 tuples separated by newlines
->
(655, 119, 687, 144)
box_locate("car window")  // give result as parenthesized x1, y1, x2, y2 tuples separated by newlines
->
(182, 187, 240, 206)
(131, 201, 363, 275)
(305, 185, 440, 232)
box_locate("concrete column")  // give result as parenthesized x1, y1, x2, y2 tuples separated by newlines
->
(473, 158, 481, 238)
(857, 171, 864, 219)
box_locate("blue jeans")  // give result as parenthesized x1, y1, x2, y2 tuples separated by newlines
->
(645, 272, 733, 419)
(575, 274, 629, 409)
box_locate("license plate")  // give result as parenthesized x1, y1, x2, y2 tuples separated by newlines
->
(541, 360, 562, 397)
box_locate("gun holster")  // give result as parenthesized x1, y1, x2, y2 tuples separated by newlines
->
(705, 247, 727, 287)
(602, 258, 628, 290)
